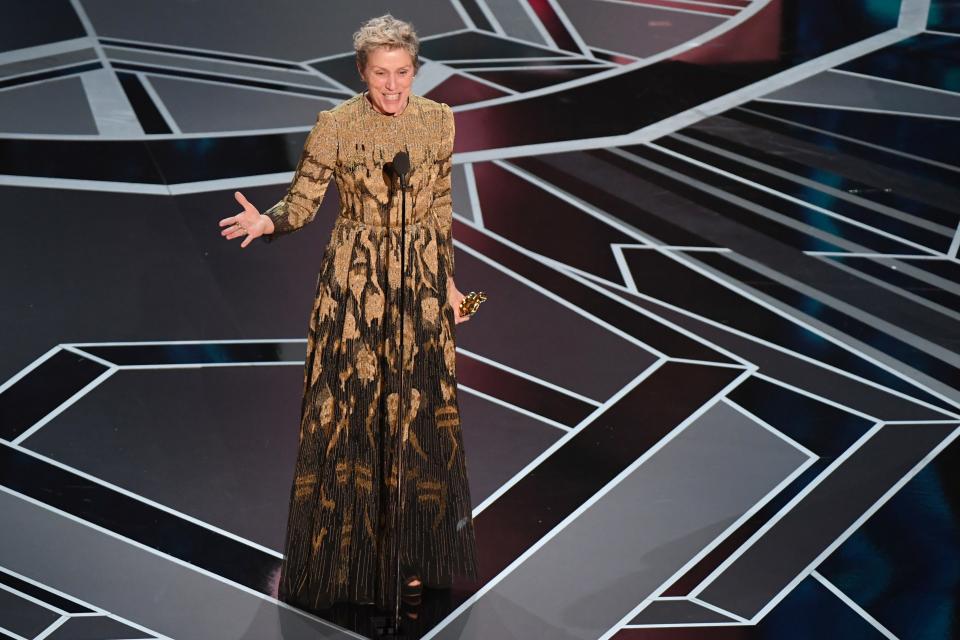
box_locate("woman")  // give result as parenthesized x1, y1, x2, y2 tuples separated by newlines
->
(218, 14, 480, 613)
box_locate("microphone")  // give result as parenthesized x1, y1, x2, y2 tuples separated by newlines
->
(392, 151, 410, 191)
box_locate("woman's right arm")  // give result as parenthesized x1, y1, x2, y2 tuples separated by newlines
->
(260, 109, 338, 243)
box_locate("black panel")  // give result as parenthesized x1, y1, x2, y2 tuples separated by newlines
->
(929, 0, 960, 31)
(447, 59, 602, 69)
(0, 350, 108, 442)
(472, 362, 740, 579)
(620, 248, 955, 409)
(622, 144, 929, 255)
(527, 0, 581, 53)
(423, 73, 507, 107)
(696, 252, 960, 384)
(458, 352, 595, 427)
(664, 375, 876, 595)
(473, 160, 637, 283)
(657, 135, 952, 253)
(0, 62, 101, 90)
(0, 0, 85, 53)
(308, 53, 365, 93)
(747, 102, 960, 171)
(100, 38, 304, 70)
(840, 33, 960, 93)
(902, 257, 960, 282)
(453, 220, 736, 363)
(680, 122, 960, 229)
(0, 444, 280, 597)
(456, 0, 494, 32)
(510, 153, 721, 248)
(619, 576, 889, 638)
(112, 61, 347, 100)
(630, 599, 736, 625)
(0, 138, 165, 182)
(80, 341, 305, 366)
(726, 106, 960, 187)
(116, 71, 172, 135)
(453, 0, 899, 152)
(698, 423, 957, 618)
(0, 571, 92, 614)
(46, 615, 155, 640)
(597, 148, 849, 253)
(825, 256, 960, 313)
(819, 427, 960, 640)
(0, 588, 59, 638)
(419, 31, 568, 61)
(473, 66, 603, 92)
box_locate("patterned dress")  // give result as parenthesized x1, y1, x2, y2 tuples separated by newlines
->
(261, 93, 479, 611)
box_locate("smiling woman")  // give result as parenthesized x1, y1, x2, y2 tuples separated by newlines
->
(218, 13, 481, 622)
(354, 14, 419, 116)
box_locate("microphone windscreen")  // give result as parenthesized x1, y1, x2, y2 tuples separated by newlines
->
(393, 151, 410, 177)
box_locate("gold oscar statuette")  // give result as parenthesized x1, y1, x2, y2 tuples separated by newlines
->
(459, 291, 488, 317)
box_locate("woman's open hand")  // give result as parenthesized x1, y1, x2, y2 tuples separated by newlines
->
(447, 277, 471, 324)
(218, 191, 271, 248)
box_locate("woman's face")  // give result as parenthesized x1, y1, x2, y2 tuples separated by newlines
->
(359, 47, 415, 116)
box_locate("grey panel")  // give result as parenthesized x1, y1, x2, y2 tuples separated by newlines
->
(0, 76, 97, 134)
(0, 490, 360, 640)
(146, 75, 339, 132)
(696, 422, 958, 619)
(629, 598, 736, 625)
(0, 0, 85, 54)
(81, 0, 465, 62)
(452, 163, 474, 221)
(21, 365, 561, 552)
(103, 46, 340, 90)
(763, 70, 960, 118)
(482, 0, 549, 46)
(648, 300, 949, 421)
(555, 0, 723, 58)
(459, 389, 564, 505)
(79, 68, 143, 136)
(432, 401, 811, 640)
(46, 615, 155, 640)
(0, 587, 59, 638)
(692, 115, 960, 217)
(454, 249, 660, 401)
(0, 48, 96, 79)
(25, 366, 305, 552)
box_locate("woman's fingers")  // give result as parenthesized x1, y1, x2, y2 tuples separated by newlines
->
(220, 221, 245, 237)
(235, 191, 251, 209)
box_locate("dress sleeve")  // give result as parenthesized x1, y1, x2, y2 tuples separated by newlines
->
(432, 103, 456, 277)
(260, 109, 337, 244)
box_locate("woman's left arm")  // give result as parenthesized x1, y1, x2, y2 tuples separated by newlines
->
(433, 103, 469, 323)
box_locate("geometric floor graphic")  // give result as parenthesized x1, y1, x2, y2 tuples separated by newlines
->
(0, 565, 167, 640)
(3, 0, 960, 638)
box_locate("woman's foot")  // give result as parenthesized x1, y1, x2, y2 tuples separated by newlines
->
(401, 575, 422, 604)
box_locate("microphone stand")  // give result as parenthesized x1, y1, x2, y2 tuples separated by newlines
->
(374, 153, 411, 637)
(394, 162, 409, 635)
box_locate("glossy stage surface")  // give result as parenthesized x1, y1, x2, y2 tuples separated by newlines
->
(1, 1, 959, 639)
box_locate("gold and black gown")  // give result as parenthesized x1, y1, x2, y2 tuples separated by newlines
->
(262, 93, 479, 611)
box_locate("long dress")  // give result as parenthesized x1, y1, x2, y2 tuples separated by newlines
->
(261, 93, 479, 611)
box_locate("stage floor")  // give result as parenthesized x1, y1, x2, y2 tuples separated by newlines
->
(1, 1, 959, 639)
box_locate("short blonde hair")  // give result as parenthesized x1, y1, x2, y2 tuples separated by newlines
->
(353, 14, 420, 73)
